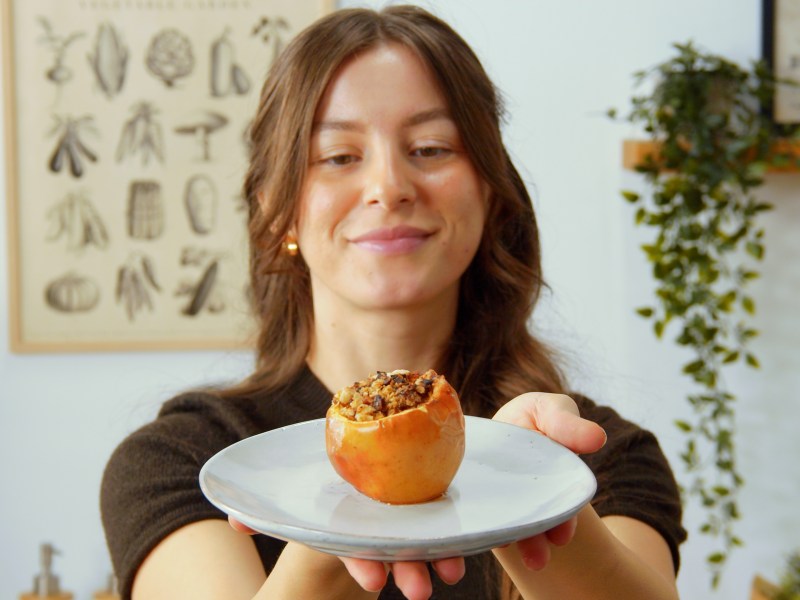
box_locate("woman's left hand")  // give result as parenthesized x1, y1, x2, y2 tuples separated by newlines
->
(491, 392, 607, 569)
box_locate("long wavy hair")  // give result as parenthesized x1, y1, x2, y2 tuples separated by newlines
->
(238, 4, 565, 404)
(228, 6, 567, 598)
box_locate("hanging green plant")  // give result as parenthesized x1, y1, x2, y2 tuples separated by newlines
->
(609, 41, 799, 588)
(774, 551, 800, 600)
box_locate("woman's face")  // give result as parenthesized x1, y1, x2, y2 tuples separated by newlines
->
(296, 42, 489, 313)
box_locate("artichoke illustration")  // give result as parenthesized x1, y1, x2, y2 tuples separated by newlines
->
(145, 29, 194, 87)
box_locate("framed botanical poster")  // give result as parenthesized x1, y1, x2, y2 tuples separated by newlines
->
(2, 0, 335, 352)
(763, 0, 800, 124)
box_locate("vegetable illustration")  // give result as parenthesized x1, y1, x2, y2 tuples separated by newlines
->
(180, 246, 211, 267)
(184, 260, 219, 316)
(175, 258, 225, 316)
(210, 28, 251, 97)
(127, 180, 164, 240)
(252, 16, 289, 66)
(37, 17, 85, 85)
(45, 272, 100, 313)
(116, 102, 164, 165)
(145, 28, 194, 87)
(46, 191, 109, 252)
(48, 116, 98, 178)
(116, 253, 161, 321)
(174, 111, 228, 161)
(88, 22, 128, 99)
(184, 174, 217, 234)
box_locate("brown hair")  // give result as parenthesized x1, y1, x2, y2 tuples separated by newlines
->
(239, 5, 564, 399)
(234, 8, 566, 596)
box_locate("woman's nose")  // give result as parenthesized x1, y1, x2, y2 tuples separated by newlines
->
(362, 147, 415, 209)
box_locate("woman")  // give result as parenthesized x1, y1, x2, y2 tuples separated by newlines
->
(101, 6, 686, 600)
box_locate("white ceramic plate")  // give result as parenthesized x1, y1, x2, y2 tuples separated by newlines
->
(200, 416, 596, 561)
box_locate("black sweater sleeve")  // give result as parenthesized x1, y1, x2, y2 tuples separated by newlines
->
(100, 392, 251, 599)
(575, 395, 688, 573)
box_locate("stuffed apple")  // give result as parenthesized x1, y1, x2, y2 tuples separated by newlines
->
(325, 369, 465, 504)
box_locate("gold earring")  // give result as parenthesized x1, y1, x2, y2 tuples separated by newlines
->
(282, 235, 299, 256)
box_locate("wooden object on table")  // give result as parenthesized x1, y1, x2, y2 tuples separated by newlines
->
(622, 138, 800, 172)
(19, 543, 73, 600)
(93, 573, 120, 600)
(751, 574, 780, 600)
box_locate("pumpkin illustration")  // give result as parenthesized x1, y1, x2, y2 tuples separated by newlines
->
(45, 273, 100, 313)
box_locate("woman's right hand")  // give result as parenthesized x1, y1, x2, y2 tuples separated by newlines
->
(229, 516, 465, 600)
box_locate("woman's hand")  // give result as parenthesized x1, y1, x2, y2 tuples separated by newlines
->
(228, 517, 464, 600)
(339, 555, 465, 600)
(492, 392, 607, 569)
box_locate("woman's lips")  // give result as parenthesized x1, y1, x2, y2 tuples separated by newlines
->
(350, 226, 433, 255)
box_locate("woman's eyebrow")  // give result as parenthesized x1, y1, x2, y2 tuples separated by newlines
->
(403, 107, 452, 128)
(312, 119, 364, 134)
(312, 107, 452, 134)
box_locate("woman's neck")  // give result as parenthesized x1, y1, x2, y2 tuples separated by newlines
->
(307, 292, 457, 394)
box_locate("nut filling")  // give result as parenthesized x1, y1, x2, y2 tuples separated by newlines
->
(331, 369, 440, 422)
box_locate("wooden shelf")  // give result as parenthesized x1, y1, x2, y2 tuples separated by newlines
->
(622, 138, 800, 173)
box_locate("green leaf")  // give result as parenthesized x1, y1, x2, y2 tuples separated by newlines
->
(746, 242, 765, 260)
(636, 307, 654, 318)
(718, 291, 737, 312)
(745, 353, 760, 368)
(746, 162, 768, 179)
(674, 420, 693, 432)
(622, 190, 640, 203)
(654, 320, 665, 339)
(742, 296, 755, 315)
(723, 351, 740, 364)
(682, 359, 705, 374)
(712, 486, 730, 497)
(707, 552, 726, 564)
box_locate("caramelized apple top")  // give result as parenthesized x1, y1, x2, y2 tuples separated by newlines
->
(331, 369, 441, 422)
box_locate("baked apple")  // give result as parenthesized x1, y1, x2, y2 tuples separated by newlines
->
(325, 369, 465, 504)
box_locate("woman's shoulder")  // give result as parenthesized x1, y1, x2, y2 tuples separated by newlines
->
(571, 393, 633, 429)
(105, 365, 332, 476)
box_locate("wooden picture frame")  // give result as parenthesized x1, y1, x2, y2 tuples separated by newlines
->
(763, 0, 800, 124)
(2, 0, 334, 352)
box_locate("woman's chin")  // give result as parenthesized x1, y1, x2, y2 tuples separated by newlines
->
(357, 283, 457, 312)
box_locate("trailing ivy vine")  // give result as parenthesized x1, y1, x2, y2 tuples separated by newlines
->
(610, 41, 799, 587)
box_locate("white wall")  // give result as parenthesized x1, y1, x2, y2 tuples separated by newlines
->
(2, 1, 798, 599)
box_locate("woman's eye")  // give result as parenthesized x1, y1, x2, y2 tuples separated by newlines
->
(412, 146, 448, 158)
(324, 154, 357, 166)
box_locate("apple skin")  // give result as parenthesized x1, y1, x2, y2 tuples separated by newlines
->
(325, 376, 465, 504)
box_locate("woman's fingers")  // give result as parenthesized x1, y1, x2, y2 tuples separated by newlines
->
(340, 557, 389, 592)
(227, 516, 257, 535)
(493, 392, 606, 454)
(515, 533, 551, 570)
(390, 561, 433, 600)
(431, 556, 466, 585)
(544, 516, 578, 547)
(341, 557, 461, 600)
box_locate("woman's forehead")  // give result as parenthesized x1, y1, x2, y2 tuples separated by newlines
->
(313, 42, 449, 125)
